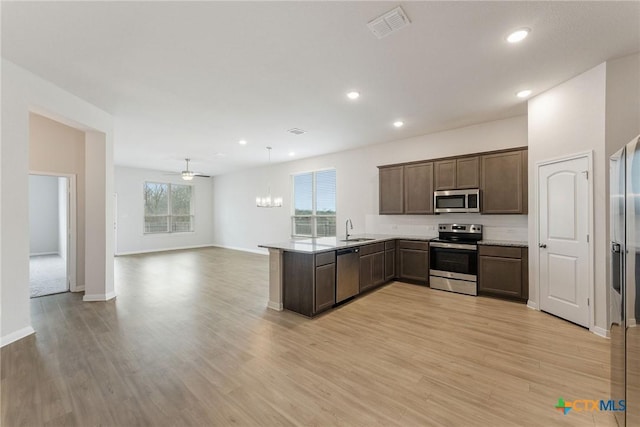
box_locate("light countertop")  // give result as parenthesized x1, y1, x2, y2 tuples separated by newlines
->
(478, 239, 528, 248)
(259, 234, 433, 254)
(260, 235, 528, 254)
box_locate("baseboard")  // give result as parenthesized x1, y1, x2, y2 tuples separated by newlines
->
(71, 286, 85, 292)
(267, 301, 283, 311)
(83, 291, 116, 302)
(210, 244, 268, 256)
(629, 318, 637, 327)
(526, 300, 538, 310)
(30, 251, 59, 257)
(591, 325, 610, 338)
(115, 244, 215, 256)
(1, 326, 35, 348)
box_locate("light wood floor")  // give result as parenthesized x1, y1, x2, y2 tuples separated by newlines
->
(2, 247, 615, 426)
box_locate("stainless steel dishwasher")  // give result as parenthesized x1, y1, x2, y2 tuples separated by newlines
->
(336, 247, 360, 303)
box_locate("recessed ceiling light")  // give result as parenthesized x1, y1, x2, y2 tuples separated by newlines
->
(347, 91, 360, 100)
(507, 28, 530, 43)
(289, 152, 295, 157)
(238, 139, 247, 145)
(516, 89, 532, 98)
(393, 121, 404, 128)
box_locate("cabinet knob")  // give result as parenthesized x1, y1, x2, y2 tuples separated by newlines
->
(539, 243, 547, 248)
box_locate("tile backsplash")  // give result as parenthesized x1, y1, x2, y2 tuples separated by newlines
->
(365, 213, 528, 242)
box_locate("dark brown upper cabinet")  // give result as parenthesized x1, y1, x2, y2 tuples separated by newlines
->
(435, 157, 479, 190)
(434, 160, 456, 190)
(481, 149, 528, 214)
(379, 148, 526, 216)
(456, 156, 480, 189)
(379, 166, 404, 214)
(404, 162, 434, 214)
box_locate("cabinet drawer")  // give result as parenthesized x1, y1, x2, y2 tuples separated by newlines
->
(360, 242, 385, 256)
(315, 251, 336, 267)
(384, 240, 396, 250)
(478, 245, 522, 259)
(398, 240, 429, 251)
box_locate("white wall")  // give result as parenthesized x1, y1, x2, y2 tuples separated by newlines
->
(115, 166, 214, 254)
(28, 175, 60, 255)
(30, 113, 86, 287)
(528, 55, 640, 336)
(605, 53, 640, 156)
(528, 63, 608, 335)
(1, 59, 115, 347)
(58, 177, 68, 263)
(212, 115, 528, 254)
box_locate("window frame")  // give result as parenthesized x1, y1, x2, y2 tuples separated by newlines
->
(143, 181, 195, 234)
(291, 168, 336, 238)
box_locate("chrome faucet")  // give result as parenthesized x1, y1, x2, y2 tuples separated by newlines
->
(345, 219, 353, 240)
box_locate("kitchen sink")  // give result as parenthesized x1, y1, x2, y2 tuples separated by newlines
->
(339, 238, 375, 242)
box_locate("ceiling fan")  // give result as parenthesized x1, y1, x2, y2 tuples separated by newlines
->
(167, 158, 211, 181)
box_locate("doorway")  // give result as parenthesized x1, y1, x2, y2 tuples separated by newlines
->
(537, 153, 593, 328)
(28, 173, 77, 297)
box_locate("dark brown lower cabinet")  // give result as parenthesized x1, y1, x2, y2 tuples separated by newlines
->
(385, 249, 395, 281)
(315, 263, 336, 313)
(397, 240, 429, 284)
(283, 251, 336, 317)
(360, 250, 385, 292)
(385, 240, 396, 281)
(478, 245, 528, 300)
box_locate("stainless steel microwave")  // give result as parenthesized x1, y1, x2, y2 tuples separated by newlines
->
(434, 189, 480, 213)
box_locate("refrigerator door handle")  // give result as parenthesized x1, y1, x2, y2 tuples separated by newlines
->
(612, 242, 621, 254)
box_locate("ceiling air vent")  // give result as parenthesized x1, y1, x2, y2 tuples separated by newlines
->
(288, 128, 307, 135)
(367, 6, 411, 39)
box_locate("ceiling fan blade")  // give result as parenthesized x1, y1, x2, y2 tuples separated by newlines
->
(193, 173, 211, 178)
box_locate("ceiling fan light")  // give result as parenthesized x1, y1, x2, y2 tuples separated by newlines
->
(182, 172, 195, 181)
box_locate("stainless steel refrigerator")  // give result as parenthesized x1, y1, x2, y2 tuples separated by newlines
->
(610, 134, 640, 426)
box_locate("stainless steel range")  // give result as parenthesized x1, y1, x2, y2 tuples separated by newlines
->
(429, 224, 482, 296)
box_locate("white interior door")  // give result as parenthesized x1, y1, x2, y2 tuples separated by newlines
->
(538, 155, 591, 327)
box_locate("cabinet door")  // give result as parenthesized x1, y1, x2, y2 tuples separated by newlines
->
(398, 249, 429, 282)
(372, 252, 385, 286)
(481, 150, 525, 214)
(478, 255, 523, 298)
(385, 249, 396, 281)
(283, 252, 315, 317)
(404, 162, 434, 214)
(379, 166, 404, 214)
(456, 156, 479, 189)
(359, 254, 374, 291)
(315, 263, 336, 313)
(434, 160, 456, 190)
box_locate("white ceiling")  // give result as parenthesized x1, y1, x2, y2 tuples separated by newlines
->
(2, 1, 639, 175)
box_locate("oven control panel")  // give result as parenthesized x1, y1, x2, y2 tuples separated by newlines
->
(438, 224, 482, 233)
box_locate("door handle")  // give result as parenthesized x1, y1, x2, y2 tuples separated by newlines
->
(539, 244, 547, 248)
(612, 242, 621, 254)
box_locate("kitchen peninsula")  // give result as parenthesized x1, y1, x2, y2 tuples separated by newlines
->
(259, 235, 431, 317)
(260, 233, 528, 317)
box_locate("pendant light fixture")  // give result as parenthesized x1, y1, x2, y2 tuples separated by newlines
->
(256, 146, 283, 208)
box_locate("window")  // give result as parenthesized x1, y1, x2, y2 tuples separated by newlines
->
(144, 182, 194, 233)
(292, 169, 336, 237)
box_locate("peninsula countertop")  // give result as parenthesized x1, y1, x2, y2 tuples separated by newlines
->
(259, 234, 435, 254)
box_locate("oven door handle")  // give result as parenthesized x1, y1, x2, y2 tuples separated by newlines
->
(429, 241, 477, 250)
